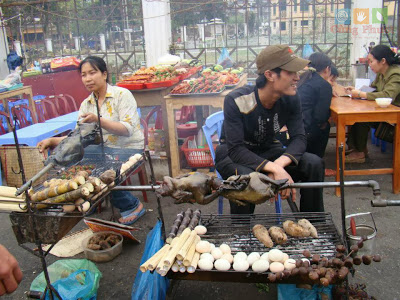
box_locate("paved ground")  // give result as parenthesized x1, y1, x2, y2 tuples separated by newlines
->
(1, 137, 400, 300)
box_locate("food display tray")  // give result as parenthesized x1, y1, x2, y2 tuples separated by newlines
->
(169, 89, 225, 97)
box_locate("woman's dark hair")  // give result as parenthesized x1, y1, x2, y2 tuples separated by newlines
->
(256, 68, 282, 88)
(308, 52, 332, 73)
(330, 65, 339, 78)
(79, 56, 109, 83)
(370, 45, 400, 65)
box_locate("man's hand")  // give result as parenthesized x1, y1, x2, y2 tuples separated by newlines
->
(263, 161, 296, 202)
(79, 113, 99, 124)
(37, 138, 53, 153)
(0, 245, 23, 295)
(357, 12, 367, 22)
(345, 86, 354, 93)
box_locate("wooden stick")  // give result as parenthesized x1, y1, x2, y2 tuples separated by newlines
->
(0, 203, 27, 212)
(176, 230, 197, 261)
(183, 236, 200, 266)
(0, 197, 25, 202)
(187, 252, 200, 273)
(163, 228, 191, 266)
(140, 244, 171, 272)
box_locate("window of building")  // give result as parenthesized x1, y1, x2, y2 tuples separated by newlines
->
(279, 0, 286, 11)
(280, 22, 286, 31)
(273, 22, 276, 28)
(331, 2, 334, 12)
(273, 4, 276, 16)
(300, 0, 309, 12)
(294, 0, 297, 12)
(294, 21, 297, 26)
(301, 20, 309, 26)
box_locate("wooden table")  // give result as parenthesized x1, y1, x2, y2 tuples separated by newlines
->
(0, 86, 38, 124)
(164, 74, 248, 177)
(330, 97, 400, 195)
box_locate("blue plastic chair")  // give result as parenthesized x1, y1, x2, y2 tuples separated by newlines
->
(202, 111, 282, 215)
(371, 128, 390, 153)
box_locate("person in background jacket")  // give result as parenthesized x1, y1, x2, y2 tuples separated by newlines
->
(298, 52, 333, 158)
(345, 45, 400, 163)
(215, 45, 325, 214)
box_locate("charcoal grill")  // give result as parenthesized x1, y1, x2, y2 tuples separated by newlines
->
(168, 212, 343, 284)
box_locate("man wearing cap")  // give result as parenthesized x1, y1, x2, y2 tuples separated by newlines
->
(215, 45, 325, 214)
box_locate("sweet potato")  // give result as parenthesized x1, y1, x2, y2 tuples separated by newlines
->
(253, 224, 274, 248)
(268, 226, 288, 245)
(283, 220, 309, 237)
(99, 170, 116, 184)
(298, 219, 318, 238)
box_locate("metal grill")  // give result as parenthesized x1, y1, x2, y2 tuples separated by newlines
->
(200, 212, 342, 260)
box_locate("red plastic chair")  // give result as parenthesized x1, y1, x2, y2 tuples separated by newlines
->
(41, 99, 60, 120)
(59, 94, 78, 112)
(0, 111, 10, 134)
(176, 106, 195, 124)
(145, 106, 163, 130)
(11, 104, 37, 128)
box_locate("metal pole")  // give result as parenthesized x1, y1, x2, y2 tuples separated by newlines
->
(73, 0, 81, 58)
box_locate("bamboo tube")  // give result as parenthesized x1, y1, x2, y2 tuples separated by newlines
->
(76, 171, 89, 179)
(187, 252, 200, 273)
(176, 260, 183, 266)
(0, 197, 26, 202)
(140, 244, 171, 272)
(87, 177, 101, 187)
(31, 181, 79, 202)
(176, 230, 197, 261)
(0, 203, 27, 212)
(163, 228, 191, 266)
(179, 266, 186, 273)
(183, 236, 200, 266)
(0, 186, 24, 199)
(36, 186, 90, 209)
(81, 183, 94, 193)
(171, 263, 179, 272)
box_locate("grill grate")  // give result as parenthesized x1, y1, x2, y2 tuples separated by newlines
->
(199, 212, 342, 260)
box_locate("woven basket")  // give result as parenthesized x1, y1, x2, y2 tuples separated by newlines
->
(0, 146, 48, 187)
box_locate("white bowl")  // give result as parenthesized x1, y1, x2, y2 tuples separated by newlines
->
(375, 97, 392, 108)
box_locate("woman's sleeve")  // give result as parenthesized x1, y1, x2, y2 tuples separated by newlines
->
(117, 89, 140, 136)
(366, 73, 400, 101)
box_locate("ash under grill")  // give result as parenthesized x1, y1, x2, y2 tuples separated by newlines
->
(200, 212, 342, 259)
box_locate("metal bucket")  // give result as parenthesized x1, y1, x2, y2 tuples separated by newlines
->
(346, 212, 377, 256)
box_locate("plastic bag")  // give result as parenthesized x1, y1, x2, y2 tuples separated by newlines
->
(31, 259, 102, 299)
(217, 47, 234, 68)
(302, 43, 314, 59)
(0, 68, 22, 89)
(278, 284, 332, 300)
(45, 269, 96, 300)
(131, 221, 169, 300)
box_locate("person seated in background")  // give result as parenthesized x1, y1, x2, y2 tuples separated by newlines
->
(345, 45, 400, 163)
(38, 56, 145, 225)
(328, 65, 347, 97)
(0, 244, 23, 296)
(297, 52, 333, 159)
(215, 45, 325, 214)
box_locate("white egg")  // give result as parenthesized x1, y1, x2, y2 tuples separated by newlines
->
(200, 253, 214, 263)
(260, 252, 270, 262)
(209, 243, 216, 251)
(268, 249, 284, 262)
(247, 252, 261, 266)
(269, 262, 285, 273)
(233, 260, 249, 272)
(284, 259, 296, 271)
(234, 252, 248, 262)
(219, 244, 231, 254)
(221, 253, 234, 264)
(194, 225, 207, 235)
(211, 248, 223, 260)
(251, 259, 270, 273)
(214, 259, 231, 271)
(280, 253, 289, 263)
(195, 241, 211, 253)
(198, 259, 213, 270)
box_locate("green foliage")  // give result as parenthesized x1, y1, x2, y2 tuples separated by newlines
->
(255, 283, 270, 294)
